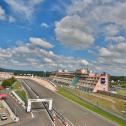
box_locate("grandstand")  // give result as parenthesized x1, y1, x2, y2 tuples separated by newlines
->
(49, 69, 109, 92)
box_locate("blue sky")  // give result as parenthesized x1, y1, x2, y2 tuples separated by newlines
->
(0, 0, 126, 75)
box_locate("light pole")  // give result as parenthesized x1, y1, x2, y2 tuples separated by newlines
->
(43, 70, 46, 78)
(45, 70, 46, 78)
(42, 71, 44, 78)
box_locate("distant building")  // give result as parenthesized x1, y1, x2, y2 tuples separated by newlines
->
(49, 69, 109, 92)
(0, 72, 13, 80)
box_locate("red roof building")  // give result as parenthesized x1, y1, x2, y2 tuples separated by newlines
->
(0, 86, 4, 90)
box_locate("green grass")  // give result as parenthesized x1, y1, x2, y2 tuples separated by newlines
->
(12, 81, 22, 90)
(57, 87, 126, 126)
(117, 89, 126, 96)
(11, 81, 28, 104)
(65, 87, 126, 118)
(15, 90, 27, 104)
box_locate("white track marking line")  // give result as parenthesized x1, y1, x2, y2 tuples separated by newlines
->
(31, 112, 35, 118)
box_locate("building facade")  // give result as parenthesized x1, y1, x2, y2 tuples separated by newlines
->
(49, 69, 109, 92)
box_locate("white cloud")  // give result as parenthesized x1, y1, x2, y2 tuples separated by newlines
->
(99, 48, 112, 57)
(54, 0, 126, 74)
(0, 6, 6, 20)
(78, 59, 89, 65)
(55, 15, 94, 49)
(0, 48, 12, 58)
(1, 0, 126, 74)
(44, 58, 53, 63)
(55, 0, 126, 50)
(5, 0, 44, 20)
(67, 0, 93, 15)
(95, 39, 126, 75)
(64, 0, 126, 38)
(104, 24, 120, 36)
(0, 5, 16, 22)
(67, 0, 126, 27)
(40, 23, 49, 28)
(117, 42, 126, 51)
(50, 0, 71, 15)
(0, 37, 89, 71)
(106, 36, 125, 43)
(90, 1, 126, 28)
(15, 46, 31, 53)
(29, 37, 54, 49)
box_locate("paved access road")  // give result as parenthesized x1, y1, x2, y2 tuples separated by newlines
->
(0, 104, 13, 126)
(21, 79, 118, 126)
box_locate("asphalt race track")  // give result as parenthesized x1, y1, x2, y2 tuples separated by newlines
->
(20, 79, 118, 126)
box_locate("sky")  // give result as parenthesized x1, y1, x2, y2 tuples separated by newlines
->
(0, 0, 126, 75)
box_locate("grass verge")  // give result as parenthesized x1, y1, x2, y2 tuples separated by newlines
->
(12, 81, 22, 90)
(15, 90, 27, 104)
(57, 87, 126, 126)
(0, 102, 3, 108)
(12, 80, 28, 104)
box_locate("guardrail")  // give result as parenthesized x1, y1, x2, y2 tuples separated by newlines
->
(98, 90, 126, 100)
(11, 91, 26, 109)
(52, 107, 69, 126)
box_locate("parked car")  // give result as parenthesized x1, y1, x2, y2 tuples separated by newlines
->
(0, 113, 8, 120)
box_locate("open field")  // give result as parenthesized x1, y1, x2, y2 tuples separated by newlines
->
(64, 87, 126, 118)
(58, 87, 126, 126)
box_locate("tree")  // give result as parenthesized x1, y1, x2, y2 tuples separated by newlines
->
(2, 77, 16, 87)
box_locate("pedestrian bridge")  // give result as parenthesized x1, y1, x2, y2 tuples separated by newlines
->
(27, 98, 53, 112)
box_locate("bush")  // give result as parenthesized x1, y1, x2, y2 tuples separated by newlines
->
(2, 77, 17, 87)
